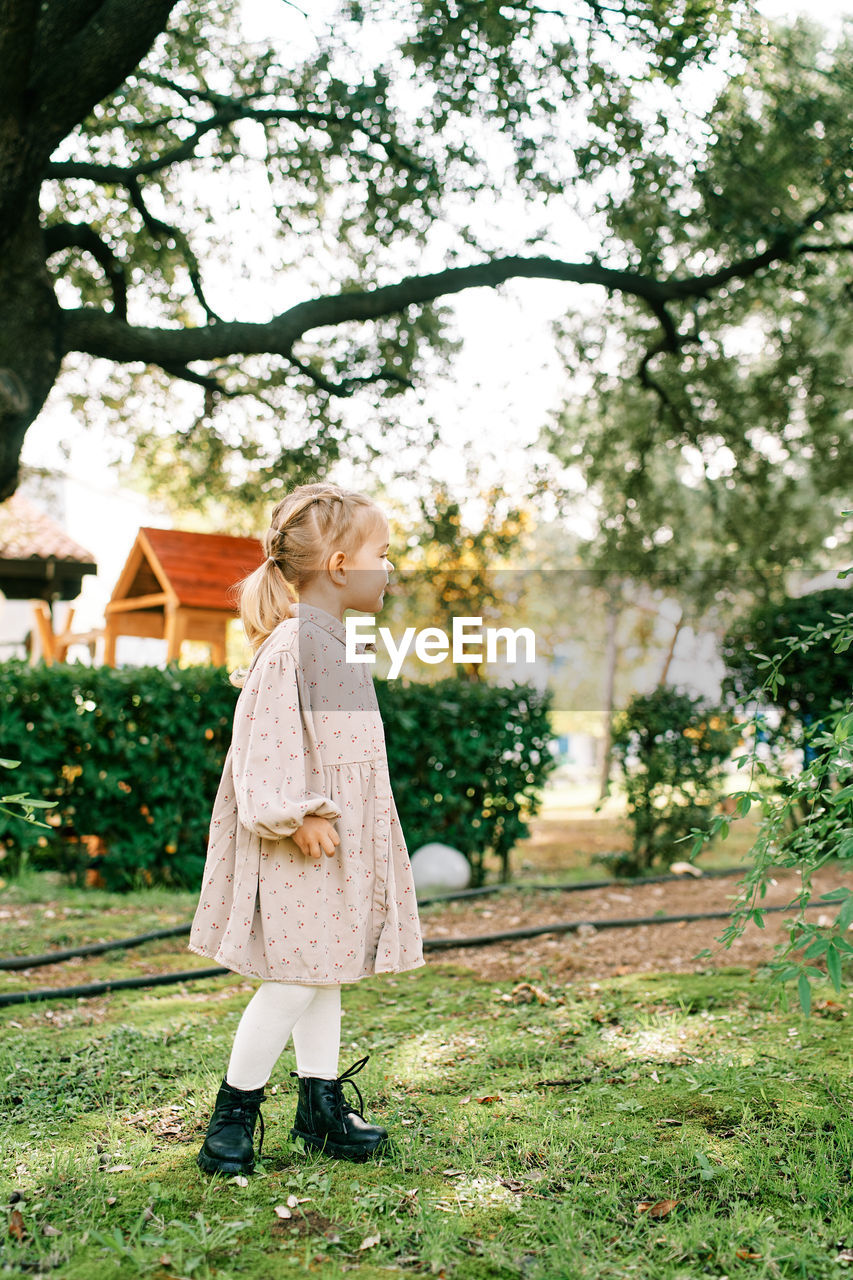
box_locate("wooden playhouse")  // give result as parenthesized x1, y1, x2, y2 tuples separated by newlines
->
(104, 527, 264, 665)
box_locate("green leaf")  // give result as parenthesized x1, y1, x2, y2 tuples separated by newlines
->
(838, 896, 853, 932)
(797, 973, 812, 1016)
(826, 945, 842, 994)
(819, 887, 851, 903)
(0, 758, 21, 769)
(834, 713, 853, 743)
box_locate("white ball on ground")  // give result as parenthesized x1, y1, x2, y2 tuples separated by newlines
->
(410, 842, 471, 896)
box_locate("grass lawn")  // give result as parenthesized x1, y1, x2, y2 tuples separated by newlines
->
(2, 887, 852, 1280)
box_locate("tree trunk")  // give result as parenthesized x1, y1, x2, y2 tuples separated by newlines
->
(658, 611, 685, 686)
(0, 198, 61, 499)
(598, 590, 620, 802)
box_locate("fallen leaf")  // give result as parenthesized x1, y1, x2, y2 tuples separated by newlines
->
(359, 1233, 381, 1250)
(231, 1176, 249, 1188)
(636, 1199, 679, 1219)
(105, 1165, 133, 1174)
(475, 1095, 502, 1105)
(510, 982, 551, 1005)
(442, 1169, 464, 1178)
(274, 1205, 292, 1220)
(736, 1249, 763, 1260)
(8, 1209, 25, 1242)
(838, 1249, 853, 1262)
(459, 1096, 471, 1105)
(286, 1194, 299, 1209)
(106, 1197, 117, 1206)
(42, 1225, 61, 1237)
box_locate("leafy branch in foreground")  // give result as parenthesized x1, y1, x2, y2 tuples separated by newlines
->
(686, 588, 853, 1012)
(0, 758, 56, 828)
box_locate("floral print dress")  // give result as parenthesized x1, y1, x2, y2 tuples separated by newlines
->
(188, 602, 424, 984)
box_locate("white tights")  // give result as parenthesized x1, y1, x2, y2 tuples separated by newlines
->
(225, 982, 341, 1091)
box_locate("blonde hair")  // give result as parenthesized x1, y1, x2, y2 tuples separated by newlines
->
(238, 482, 383, 652)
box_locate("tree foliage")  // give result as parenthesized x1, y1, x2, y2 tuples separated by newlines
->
(544, 19, 853, 587)
(690, 595, 853, 1007)
(0, 0, 850, 511)
(722, 587, 853, 742)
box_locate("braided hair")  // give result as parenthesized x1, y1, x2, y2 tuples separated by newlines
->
(237, 483, 382, 651)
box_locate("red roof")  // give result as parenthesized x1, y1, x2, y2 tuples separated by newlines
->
(141, 527, 264, 611)
(0, 494, 96, 564)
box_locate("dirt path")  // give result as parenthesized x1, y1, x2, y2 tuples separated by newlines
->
(419, 866, 848, 984)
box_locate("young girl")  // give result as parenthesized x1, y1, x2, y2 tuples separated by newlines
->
(189, 483, 424, 1173)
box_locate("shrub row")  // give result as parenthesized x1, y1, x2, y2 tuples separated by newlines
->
(0, 661, 555, 890)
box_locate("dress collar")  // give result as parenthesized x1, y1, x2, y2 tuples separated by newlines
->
(292, 601, 347, 645)
(292, 602, 376, 653)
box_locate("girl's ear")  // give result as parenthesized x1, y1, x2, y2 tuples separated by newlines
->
(327, 550, 347, 583)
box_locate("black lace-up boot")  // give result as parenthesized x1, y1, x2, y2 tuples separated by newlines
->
(196, 1079, 266, 1175)
(290, 1056, 389, 1162)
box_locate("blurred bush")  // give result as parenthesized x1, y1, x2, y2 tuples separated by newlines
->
(609, 686, 738, 876)
(722, 588, 853, 746)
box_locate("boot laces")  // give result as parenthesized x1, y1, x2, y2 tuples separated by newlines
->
(332, 1055, 370, 1122)
(217, 1096, 265, 1157)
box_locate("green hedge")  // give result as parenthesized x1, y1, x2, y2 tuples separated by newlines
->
(0, 662, 555, 890)
(377, 676, 556, 886)
(0, 663, 236, 890)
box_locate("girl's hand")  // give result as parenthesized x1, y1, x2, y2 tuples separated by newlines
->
(292, 815, 341, 859)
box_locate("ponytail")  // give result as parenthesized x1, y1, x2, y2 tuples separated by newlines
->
(237, 558, 296, 654)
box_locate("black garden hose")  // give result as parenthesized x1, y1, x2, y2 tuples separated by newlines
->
(0, 866, 751, 972)
(0, 924, 193, 971)
(417, 864, 750, 906)
(0, 899, 820, 1008)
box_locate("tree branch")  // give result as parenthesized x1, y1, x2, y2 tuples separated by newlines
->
(46, 97, 432, 182)
(798, 241, 853, 255)
(47, 116, 229, 183)
(286, 352, 415, 396)
(158, 362, 241, 396)
(127, 178, 220, 323)
(60, 226, 848, 386)
(44, 221, 127, 320)
(45, 105, 325, 183)
(637, 339, 686, 431)
(60, 254, 676, 369)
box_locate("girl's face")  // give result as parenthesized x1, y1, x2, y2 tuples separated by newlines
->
(344, 513, 393, 614)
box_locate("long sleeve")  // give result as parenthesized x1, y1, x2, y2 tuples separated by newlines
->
(230, 643, 342, 839)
